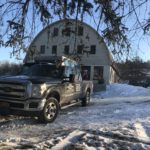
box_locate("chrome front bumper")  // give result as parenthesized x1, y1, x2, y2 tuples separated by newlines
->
(0, 98, 46, 111)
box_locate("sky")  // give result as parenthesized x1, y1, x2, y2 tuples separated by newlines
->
(0, 30, 150, 63)
(0, 1, 150, 63)
(0, 48, 24, 63)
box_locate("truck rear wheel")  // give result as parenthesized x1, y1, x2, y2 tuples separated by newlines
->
(82, 90, 90, 107)
(39, 97, 59, 123)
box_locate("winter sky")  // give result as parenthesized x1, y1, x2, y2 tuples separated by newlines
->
(0, 1, 150, 63)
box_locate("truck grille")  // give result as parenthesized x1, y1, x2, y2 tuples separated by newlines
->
(0, 81, 26, 100)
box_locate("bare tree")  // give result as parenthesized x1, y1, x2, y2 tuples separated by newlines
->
(0, 0, 149, 60)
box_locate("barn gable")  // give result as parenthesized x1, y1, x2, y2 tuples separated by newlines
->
(25, 19, 118, 91)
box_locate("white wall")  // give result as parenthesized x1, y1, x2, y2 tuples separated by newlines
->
(26, 20, 116, 85)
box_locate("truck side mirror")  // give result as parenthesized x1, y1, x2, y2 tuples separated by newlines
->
(69, 74, 75, 83)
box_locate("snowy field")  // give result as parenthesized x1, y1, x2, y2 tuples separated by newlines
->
(0, 83, 150, 149)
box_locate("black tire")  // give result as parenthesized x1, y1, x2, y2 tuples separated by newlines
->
(82, 90, 90, 107)
(38, 97, 59, 123)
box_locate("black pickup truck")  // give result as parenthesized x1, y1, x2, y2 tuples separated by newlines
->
(0, 57, 93, 123)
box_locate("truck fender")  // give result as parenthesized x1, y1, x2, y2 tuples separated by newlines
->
(45, 88, 61, 103)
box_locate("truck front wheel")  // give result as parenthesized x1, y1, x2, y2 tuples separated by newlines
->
(39, 97, 59, 123)
(82, 90, 91, 107)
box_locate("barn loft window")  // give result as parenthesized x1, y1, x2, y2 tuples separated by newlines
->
(64, 45, 69, 54)
(62, 27, 71, 36)
(52, 45, 57, 55)
(53, 28, 59, 36)
(40, 45, 45, 54)
(90, 45, 96, 54)
(78, 26, 83, 36)
(77, 45, 83, 54)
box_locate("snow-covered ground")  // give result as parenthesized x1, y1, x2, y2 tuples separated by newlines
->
(0, 83, 150, 149)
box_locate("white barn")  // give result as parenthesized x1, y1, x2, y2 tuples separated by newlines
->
(25, 19, 119, 91)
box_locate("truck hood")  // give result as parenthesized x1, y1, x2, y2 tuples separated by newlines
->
(0, 75, 61, 84)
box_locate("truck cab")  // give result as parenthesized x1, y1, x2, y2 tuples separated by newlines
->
(0, 56, 93, 123)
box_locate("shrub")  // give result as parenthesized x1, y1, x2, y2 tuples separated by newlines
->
(0, 61, 22, 76)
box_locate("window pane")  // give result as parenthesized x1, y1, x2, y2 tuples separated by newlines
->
(52, 45, 57, 54)
(53, 28, 58, 36)
(40, 45, 45, 54)
(64, 66, 76, 77)
(81, 66, 91, 80)
(78, 26, 83, 36)
(64, 45, 69, 54)
(20, 64, 64, 78)
(77, 45, 83, 54)
(90, 45, 96, 54)
(62, 27, 71, 36)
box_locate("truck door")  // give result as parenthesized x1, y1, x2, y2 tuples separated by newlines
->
(64, 82, 76, 102)
(74, 69, 82, 99)
(61, 66, 76, 104)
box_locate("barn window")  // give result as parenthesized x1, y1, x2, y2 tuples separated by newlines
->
(52, 45, 57, 54)
(81, 66, 91, 80)
(64, 45, 69, 54)
(62, 27, 71, 36)
(78, 26, 83, 36)
(40, 45, 45, 54)
(93, 66, 104, 83)
(90, 45, 96, 54)
(77, 45, 83, 54)
(53, 28, 59, 36)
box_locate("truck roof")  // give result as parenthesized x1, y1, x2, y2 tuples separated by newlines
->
(26, 56, 78, 67)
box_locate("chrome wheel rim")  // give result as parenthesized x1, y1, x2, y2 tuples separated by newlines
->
(45, 102, 57, 120)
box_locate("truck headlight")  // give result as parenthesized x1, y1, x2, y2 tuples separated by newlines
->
(32, 84, 47, 98)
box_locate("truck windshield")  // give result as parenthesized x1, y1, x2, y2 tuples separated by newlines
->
(20, 64, 64, 78)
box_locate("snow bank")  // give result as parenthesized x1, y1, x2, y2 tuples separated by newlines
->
(0, 83, 150, 149)
(95, 83, 150, 98)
